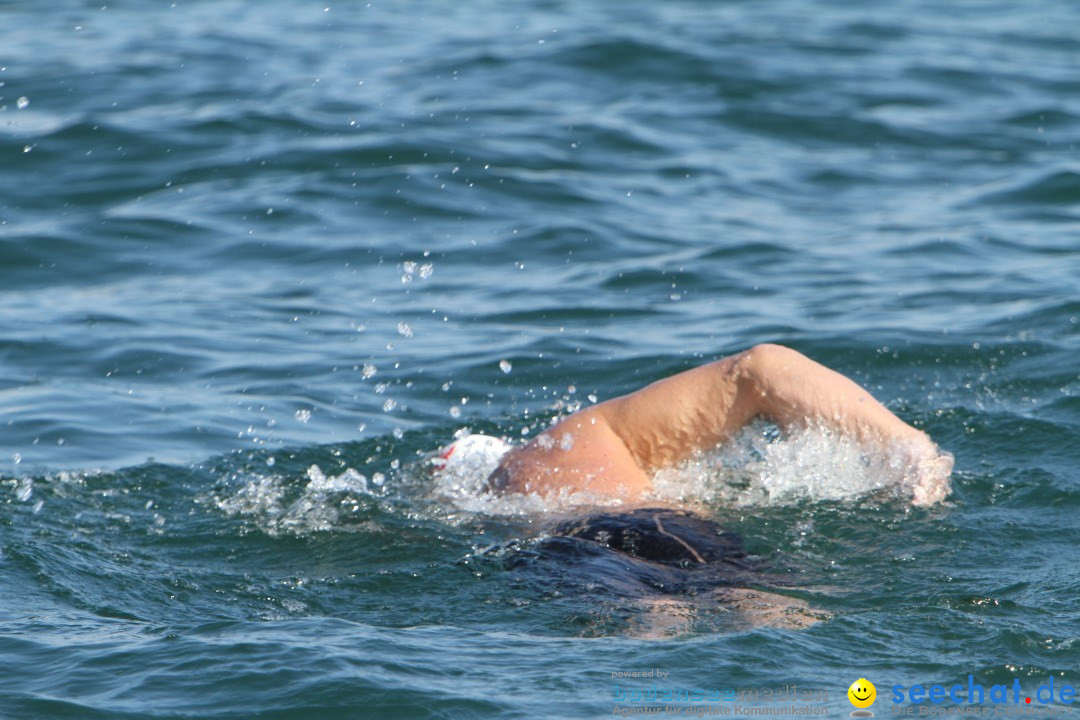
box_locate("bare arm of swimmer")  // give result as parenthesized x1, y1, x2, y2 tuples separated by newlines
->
(488, 344, 952, 505)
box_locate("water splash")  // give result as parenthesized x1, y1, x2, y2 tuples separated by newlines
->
(426, 420, 951, 519)
(211, 464, 376, 535)
(15, 477, 34, 502)
(651, 422, 952, 508)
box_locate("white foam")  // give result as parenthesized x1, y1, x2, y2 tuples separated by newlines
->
(439, 482, 626, 519)
(209, 422, 951, 534)
(650, 421, 952, 508)
(432, 421, 951, 516)
(212, 464, 375, 535)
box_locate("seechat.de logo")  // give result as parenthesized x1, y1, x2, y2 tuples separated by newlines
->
(848, 678, 877, 718)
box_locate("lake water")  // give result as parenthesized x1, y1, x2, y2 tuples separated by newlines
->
(1, 1, 1078, 718)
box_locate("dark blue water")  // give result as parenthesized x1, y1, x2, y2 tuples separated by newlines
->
(2, 1, 1078, 718)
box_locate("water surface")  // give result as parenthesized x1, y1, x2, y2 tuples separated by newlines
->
(1, 1, 1078, 718)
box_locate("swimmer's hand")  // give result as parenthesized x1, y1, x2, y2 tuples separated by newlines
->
(896, 435, 953, 507)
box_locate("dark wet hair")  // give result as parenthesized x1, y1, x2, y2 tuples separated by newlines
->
(548, 508, 747, 566)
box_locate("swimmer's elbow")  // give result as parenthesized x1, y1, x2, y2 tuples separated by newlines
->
(731, 343, 804, 418)
(739, 343, 804, 375)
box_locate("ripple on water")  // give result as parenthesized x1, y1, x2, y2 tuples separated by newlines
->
(1, 0, 1079, 716)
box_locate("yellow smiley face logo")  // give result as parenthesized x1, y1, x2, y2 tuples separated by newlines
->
(848, 678, 876, 708)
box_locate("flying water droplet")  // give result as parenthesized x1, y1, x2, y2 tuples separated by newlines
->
(499, 359, 512, 374)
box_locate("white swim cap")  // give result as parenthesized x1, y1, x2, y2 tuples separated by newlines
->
(432, 434, 511, 478)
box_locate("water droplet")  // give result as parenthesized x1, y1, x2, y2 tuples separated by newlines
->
(397, 322, 413, 338)
(294, 409, 312, 423)
(392, 427, 404, 439)
(266, 456, 276, 467)
(419, 263, 433, 279)
(587, 393, 598, 403)
(15, 478, 33, 501)
(499, 359, 512, 374)
(16, 96, 29, 109)
(559, 433, 575, 451)
(382, 398, 396, 412)
(372, 472, 385, 486)
(449, 405, 461, 418)
(362, 363, 377, 379)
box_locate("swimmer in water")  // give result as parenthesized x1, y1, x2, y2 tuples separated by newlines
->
(486, 343, 952, 507)
(443, 344, 953, 634)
